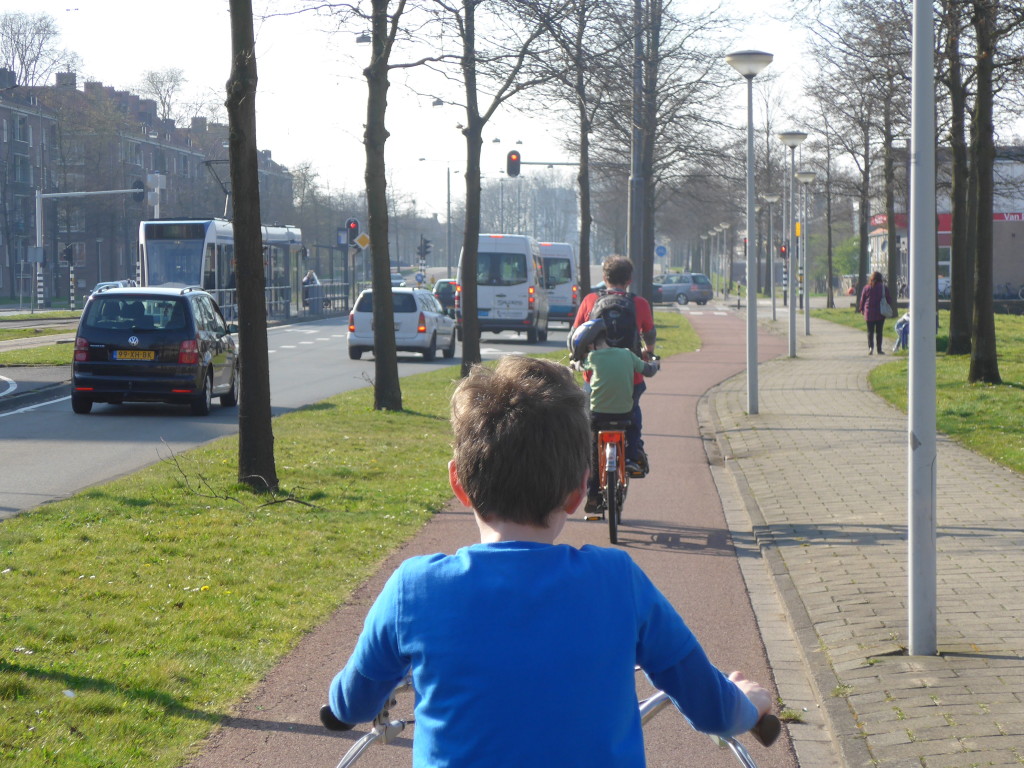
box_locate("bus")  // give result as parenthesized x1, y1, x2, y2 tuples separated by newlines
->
(137, 218, 304, 319)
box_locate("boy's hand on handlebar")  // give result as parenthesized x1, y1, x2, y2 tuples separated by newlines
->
(728, 671, 772, 719)
(320, 704, 356, 732)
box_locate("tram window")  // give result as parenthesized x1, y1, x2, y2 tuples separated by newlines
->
(203, 243, 216, 290)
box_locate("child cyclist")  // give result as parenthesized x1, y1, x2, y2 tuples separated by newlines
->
(322, 356, 772, 766)
(570, 317, 659, 514)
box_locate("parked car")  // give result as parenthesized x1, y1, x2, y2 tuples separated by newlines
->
(433, 278, 457, 310)
(90, 279, 137, 295)
(653, 273, 713, 305)
(348, 287, 457, 361)
(71, 286, 238, 416)
(391, 273, 407, 287)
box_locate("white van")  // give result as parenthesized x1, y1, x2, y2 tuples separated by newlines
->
(457, 234, 550, 343)
(538, 242, 579, 324)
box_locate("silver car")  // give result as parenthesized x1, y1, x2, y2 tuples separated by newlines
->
(654, 273, 713, 305)
(347, 287, 457, 361)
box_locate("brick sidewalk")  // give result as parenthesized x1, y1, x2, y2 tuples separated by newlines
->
(704, 306, 1023, 767)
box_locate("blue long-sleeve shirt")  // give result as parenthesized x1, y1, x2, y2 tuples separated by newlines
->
(329, 542, 758, 767)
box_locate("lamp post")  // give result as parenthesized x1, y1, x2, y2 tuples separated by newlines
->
(796, 171, 816, 335)
(778, 131, 808, 357)
(727, 50, 772, 412)
(719, 222, 731, 297)
(762, 193, 780, 320)
(700, 234, 709, 276)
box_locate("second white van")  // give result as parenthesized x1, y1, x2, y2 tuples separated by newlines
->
(538, 241, 579, 324)
(457, 234, 550, 343)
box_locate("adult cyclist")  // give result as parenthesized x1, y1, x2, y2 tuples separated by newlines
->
(572, 255, 657, 475)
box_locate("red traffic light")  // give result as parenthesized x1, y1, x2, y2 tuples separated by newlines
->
(345, 218, 360, 245)
(506, 150, 521, 177)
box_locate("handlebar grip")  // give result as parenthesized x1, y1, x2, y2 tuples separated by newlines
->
(749, 713, 781, 747)
(320, 704, 356, 732)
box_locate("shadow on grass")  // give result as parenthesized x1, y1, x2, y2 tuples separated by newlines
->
(0, 660, 220, 724)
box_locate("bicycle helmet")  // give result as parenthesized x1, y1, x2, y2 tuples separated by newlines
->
(570, 318, 606, 362)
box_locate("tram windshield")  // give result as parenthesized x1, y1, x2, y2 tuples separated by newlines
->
(143, 223, 206, 286)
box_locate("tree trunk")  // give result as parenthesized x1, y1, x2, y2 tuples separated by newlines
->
(968, 0, 1000, 384)
(577, 101, 593, 296)
(883, 101, 899, 295)
(857, 122, 871, 294)
(458, 0, 483, 376)
(366, 0, 402, 411)
(944, 0, 973, 354)
(226, 0, 278, 492)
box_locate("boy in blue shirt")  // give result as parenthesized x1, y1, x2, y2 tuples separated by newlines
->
(323, 356, 771, 767)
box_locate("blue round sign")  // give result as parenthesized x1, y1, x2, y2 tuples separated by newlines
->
(655, 245, 668, 258)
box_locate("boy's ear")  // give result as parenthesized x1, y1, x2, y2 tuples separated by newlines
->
(448, 460, 473, 507)
(563, 473, 589, 515)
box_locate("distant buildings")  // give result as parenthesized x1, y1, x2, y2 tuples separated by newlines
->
(0, 68, 294, 303)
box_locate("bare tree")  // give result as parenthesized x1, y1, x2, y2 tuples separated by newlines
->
(227, 0, 279, 492)
(136, 68, 187, 124)
(0, 11, 79, 87)
(433, 0, 560, 375)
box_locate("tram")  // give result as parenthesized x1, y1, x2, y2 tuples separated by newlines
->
(137, 218, 304, 318)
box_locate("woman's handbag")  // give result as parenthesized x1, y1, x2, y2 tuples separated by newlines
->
(879, 287, 894, 318)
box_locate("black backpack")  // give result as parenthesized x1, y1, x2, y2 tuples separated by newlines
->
(589, 290, 640, 353)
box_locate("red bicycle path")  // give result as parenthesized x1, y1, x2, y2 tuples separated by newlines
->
(182, 306, 797, 768)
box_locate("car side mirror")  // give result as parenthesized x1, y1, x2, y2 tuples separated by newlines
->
(227, 323, 239, 334)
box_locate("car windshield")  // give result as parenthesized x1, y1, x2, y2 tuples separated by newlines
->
(477, 252, 527, 286)
(83, 296, 187, 331)
(355, 292, 418, 313)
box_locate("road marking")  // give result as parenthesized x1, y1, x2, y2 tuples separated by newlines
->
(0, 395, 70, 419)
(299, 341, 314, 345)
(0, 375, 16, 398)
(279, 345, 297, 349)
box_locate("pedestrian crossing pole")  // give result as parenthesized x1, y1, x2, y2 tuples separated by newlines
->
(69, 263, 76, 310)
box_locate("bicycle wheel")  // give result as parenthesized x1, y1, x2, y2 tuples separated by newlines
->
(606, 442, 619, 545)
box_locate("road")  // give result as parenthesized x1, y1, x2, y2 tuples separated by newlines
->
(0, 317, 567, 520)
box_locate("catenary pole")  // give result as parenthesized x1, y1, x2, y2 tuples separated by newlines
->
(908, 0, 937, 656)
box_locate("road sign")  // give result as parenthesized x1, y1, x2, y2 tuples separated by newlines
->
(356, 233, 371, 249)
(655, 245, 668, 258)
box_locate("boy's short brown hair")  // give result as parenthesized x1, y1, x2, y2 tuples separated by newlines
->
(602, 255, 634, 287)
(451, 356, 590, 526)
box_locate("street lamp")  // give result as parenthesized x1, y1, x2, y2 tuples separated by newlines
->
(727, 51, 774, 411)
(796, 170, 816, 335)
(762, 193, 781, 321)
(778, 130, 808, 358)
(700, 234, 709, 275)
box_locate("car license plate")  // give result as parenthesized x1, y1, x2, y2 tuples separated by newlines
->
(114, 350, 155, 360)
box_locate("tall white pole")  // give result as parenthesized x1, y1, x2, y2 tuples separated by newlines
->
(788, 147, 797, 356)
(908, 0, 937, 656)
(744, 74, 760, 414)
(803, 182, 810, 334)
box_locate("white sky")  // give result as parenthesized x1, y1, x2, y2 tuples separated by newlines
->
(29, 0, 808, 218)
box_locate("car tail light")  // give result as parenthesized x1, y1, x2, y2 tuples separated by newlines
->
(528, 285, 535, 307)
(454, 284, 461, 309)
(74, 337, 89, 362)
(417, 312, 427, 334)
(348, 312, 355, 332)
(178, 339, 199, 365)
(572, 284, 579, 305)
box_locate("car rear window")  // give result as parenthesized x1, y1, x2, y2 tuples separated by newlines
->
(355, 292, 418, 313)
(478, 252, 527, 286)
(693, 274, 711, 287)
(83, 296, 189, 332)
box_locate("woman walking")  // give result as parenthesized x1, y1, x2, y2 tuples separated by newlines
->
(857, 271, 895, 355)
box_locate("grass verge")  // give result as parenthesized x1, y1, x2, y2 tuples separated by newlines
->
(0, 311, 695, 767)
(811, 307, 1024, 474)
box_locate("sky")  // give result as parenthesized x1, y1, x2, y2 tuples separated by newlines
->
(29, 0, 809, 219)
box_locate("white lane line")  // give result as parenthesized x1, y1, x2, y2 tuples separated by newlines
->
(1, 375, 17, 398)
(0, 395, 71, 419)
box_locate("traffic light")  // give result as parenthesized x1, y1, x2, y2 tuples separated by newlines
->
(346, 218, 360, 246)
(506, 150, 521, 177)
(132, 180, 145, 203)
(779, 244, 787, 259)
(423, 239, 432, 256)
